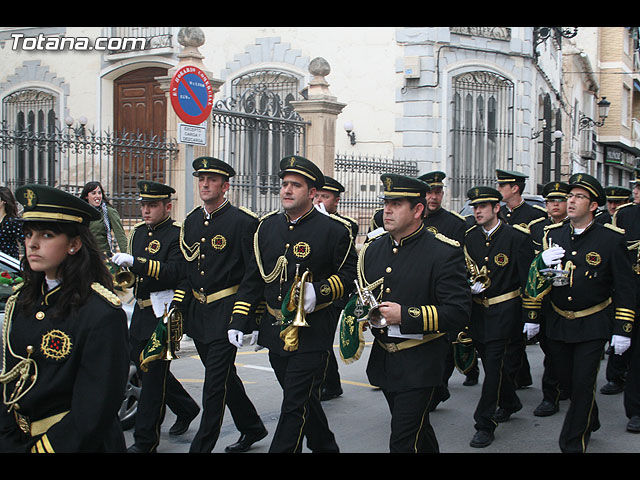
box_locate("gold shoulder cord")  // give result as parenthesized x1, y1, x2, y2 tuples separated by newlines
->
(253, 220, 289, 284)
(179, 217, 200, 262)
(0, 293, 38, 411)
(356, 241, 384, 298)
(127, 221, 144, 254)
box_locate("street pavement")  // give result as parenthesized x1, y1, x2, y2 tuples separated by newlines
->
(125, 333, 640, 454)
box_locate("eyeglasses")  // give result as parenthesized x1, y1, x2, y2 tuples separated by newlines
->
(566, 193, 592, 201)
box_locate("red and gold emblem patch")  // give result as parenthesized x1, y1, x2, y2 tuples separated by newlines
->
(293, 242, 311, 259)
(212, 234, 227, 250)
(41, 329, 72, 361)
(494, 253, 509, 266)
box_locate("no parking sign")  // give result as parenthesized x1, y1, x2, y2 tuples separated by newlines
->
(170, 65, 213, 125)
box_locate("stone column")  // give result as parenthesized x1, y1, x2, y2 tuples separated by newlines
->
(155, 27, 224, 222)
(290, 57, 346, 177)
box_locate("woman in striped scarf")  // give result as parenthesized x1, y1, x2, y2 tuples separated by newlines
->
(80, 181, 128, 256)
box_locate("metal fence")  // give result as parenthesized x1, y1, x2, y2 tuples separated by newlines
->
(334, 152, 419, 239)
(0, 121, 179, 229)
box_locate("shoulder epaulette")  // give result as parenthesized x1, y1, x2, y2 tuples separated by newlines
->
(339, 213, 359, 225)
(239, 206, 258, 219)
(615, 202, 634, 213)
(91, 282, 122, 307)
(185, 206, 202, 219)
(259, 209, 280, 222)
(533, 204, 548, 213)
(528, 216, 547, 229)
(604, 223, 625, 235)
(464, 224, 478, 236)
(512, 224, 530, 235)
(127, 221, 146, 252)
(435, 232, 460, 248)
(543, 221, 564, 231)
(450, 210, 467, 221)
(172, 220, 181, 228)
(329, 213, 353, 230)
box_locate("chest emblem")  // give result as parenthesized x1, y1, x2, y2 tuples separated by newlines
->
(147, 239, 161, 255)
(212, 234, 227, 250)
(585, 251, 601, 266)
(494, 253, 509, 266)
(41, 329, 72, 361)
(293, 242, 311, 258)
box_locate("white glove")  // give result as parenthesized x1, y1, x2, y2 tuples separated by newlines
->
(541, 246, 565, 267)
(611, 335, 631, 355)
(228, 329, 244, 348)
(302, 282, 316, 313)
(249, 330, 259, 346)
(112, 252, 134, 267)
(470, 281, 486, 295)
(523, 323, 540, 340)
(314, 202, 329, 215)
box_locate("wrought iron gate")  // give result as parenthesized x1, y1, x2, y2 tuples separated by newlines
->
(209, 84, 308, 217)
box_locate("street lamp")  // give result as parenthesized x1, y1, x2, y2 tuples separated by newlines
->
(579, 97, 611, 131)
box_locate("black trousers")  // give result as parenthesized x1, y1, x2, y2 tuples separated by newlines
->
(383, 387, 439, 453)
(473, 337, 521, 432)
(189, 338, 265, 453)
(322, 349, 342, 392)
(547, 338, 605, 453)
(624, 321, 640, 418)
(268, 350, 339, 453)
(538, 330, 565, 404)
(130, 337, 200, 452)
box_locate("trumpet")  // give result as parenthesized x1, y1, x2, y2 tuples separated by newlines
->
(353, 280, 387, 328)
(114, 267, 135, 289)
(464, 245, 491, 290)
(291, 267, 312, 328)
(162, 304, 184, 361)
(539, 240, 570, 286)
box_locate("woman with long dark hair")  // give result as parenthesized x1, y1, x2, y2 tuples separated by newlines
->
(0, 186, 23, 259)
(80, 181, 128, 256)
(0, 185, 129, 453)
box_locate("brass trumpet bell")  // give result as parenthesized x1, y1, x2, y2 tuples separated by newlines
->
(163, 306, 184, 361)
(292, 269, 312, 328)
(114, 268, 135, 289)
(353, 280, 387, 329)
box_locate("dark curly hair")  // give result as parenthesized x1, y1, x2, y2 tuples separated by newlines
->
(18, 221, 114, 318)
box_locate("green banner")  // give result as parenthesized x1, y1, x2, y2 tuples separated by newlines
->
(139, 317, 167, 372)
(339, 295, 366, 364)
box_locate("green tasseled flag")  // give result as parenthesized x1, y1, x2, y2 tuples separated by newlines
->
(139, 317, 167, 372)
(339, 294, 367, 364)
(525, 253, 552, 300)
(279, 284, 300, 351)
(452, 332, 476, 374)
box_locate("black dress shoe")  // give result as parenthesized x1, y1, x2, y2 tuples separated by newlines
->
(224, 428, 268, 453)
(492, 402, 522, 423)
(320, 387, 343, 401)
(627, 416, 640, 433)
(127, 444, 156, 453)
(600, 381, 624, 395)
(533, 400, 559, 417)
(470, 430, 494, 448)
(169, 409, 199, 436)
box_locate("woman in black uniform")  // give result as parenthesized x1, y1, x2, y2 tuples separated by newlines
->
(0, 184, 130, 453)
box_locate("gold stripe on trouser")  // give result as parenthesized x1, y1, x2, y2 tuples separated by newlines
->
(472, 288, 521, 308)
(192, 284, 240, 304)
(551, 297, 612, 319)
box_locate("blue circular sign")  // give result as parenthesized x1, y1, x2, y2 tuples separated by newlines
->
(170, 66, 213, 125)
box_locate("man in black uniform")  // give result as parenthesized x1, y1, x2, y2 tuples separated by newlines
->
(358, 174, 470, 452)
(112, 181, 200, 453)
(612, 192, 640, 431)
(464, 186, 534, 448)
(418, 170, 478, 411)
(312, 175, 358, 401)
(172, 157, 267, 453)
(526, 181, 570, 417)
(496, 169, 547, 390)
(525, 173, 635, 452)
(252, 156, 357, 453)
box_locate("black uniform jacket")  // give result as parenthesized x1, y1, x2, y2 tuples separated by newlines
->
(174, 201, 263, 343)
(528, 216, 569, 255)
(128, 216, 185, 341)
(253, 207, 357, 355)
(464, 221, 533, 343)
(424, 207, 467, 244)
(534, 220, 635, 343)
(614, 202, 640, 311)
(0, 283, 129, 453)
(501, 200, 546, 229)
(361, 225, 471, 391)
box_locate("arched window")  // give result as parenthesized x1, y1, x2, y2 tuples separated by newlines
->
(2, 89, 58, 187)
(450, 71, 514, 209)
